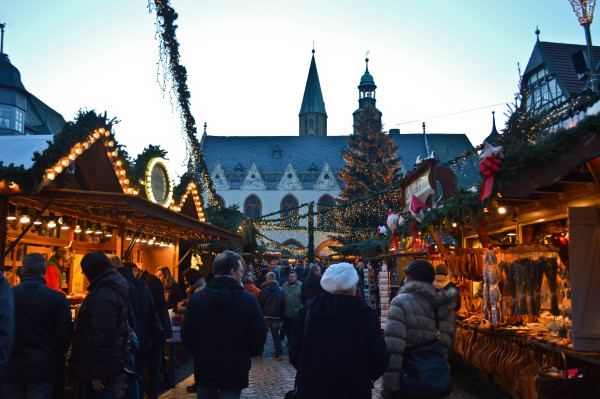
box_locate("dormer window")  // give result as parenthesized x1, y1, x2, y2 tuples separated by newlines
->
(0, 105, 24, 134)
(273, 144, 282, 158)
(234, 163, 244, 172)
(308, 163, 318, 172)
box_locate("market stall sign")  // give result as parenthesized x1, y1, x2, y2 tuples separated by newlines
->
(145, 157, 173, 207)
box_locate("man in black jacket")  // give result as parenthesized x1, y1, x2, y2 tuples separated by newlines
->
(68, 252, 130, 398)
(182, 250, 266, 399)
(2, 253, 73, 398)
(257, 272, 285, 360)
(301, 264, 325, 304)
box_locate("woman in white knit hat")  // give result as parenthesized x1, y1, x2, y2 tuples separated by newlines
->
(289, 262, 389, 399)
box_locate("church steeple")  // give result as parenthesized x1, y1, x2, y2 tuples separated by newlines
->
(353, 55, 382, 133)
(299, 48, 327, 136)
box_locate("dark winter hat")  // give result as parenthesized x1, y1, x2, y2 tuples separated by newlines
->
(403, 259, 435, 283)
(435, 263, 449, 276)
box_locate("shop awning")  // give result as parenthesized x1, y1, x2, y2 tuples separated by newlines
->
(11, 188, 240, 242)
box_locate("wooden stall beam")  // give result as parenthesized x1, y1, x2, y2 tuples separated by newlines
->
(431, 232, 449, 257)
(0, 195, 8, 269)
(476, 220, 491, 248)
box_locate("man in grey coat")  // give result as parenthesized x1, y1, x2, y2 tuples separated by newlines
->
(281, 271, 302, 344)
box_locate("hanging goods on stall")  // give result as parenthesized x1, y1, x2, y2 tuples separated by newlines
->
(482, 246, 501, 326)
(398, 305, 453, 399)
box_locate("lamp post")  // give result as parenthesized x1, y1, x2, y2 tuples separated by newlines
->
(569, 0, 598, 92)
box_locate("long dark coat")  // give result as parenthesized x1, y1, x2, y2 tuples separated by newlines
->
(289, 292, 390, 399)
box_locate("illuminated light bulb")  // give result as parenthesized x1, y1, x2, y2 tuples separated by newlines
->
(126, 236, 132, 241)
(95, 230, 102, 235)
(135, 238, 141, 242)
(19, 215, 30, 224)
(169, 243, 174, 248)
(47, 220, 57, 228)
(61, 159, 69, 166)
(498, 207, 507, 214)
(141, 237, 147, 243)
(33, 220, 42, 225)
(452, 222, 458, 228)
(99, 128, 105, 134)
(61, 225, 70, 230)
(85, 229, 93, 234)
(75, 148, 82, 154)
(74, 225, 82, 233)
(68, 154, 76, 160)
(123, 179, 129, 184)
(133, 190, 138, 195)
(82, 142, 89, 149)
(93, 132, 100, 139)
(120, 170, 126, 175)
(116, 160, 122, 166)
(112, 151, 117, 157)
(54, 166, 62, 173)
(127, 188, 133, 194)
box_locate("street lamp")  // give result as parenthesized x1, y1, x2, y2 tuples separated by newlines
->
(569, 0, 598, 92)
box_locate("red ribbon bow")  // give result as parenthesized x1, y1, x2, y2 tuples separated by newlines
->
(478, 155, 502, 201)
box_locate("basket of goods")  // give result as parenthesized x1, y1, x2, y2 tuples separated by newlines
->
(534, 352, 583, 398)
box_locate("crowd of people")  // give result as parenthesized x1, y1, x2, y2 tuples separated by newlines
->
(0, 250, 458, 399)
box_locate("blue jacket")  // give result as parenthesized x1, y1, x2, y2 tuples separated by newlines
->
(182, 276, 266, 390)
(258, 280, 284, 318)
(2, 275, 72, 380)
(0, 273, 14, 376)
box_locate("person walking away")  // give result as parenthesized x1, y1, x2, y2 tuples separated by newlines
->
(300, 264, 325, 304)
(289, 262, 389, 399)
(136, 267, 171, 399)
(175, 268, 206, 394)
(1, 253, 72, 399)
(181, 250, 266, 399)
(0, 271, 14, 396)
(281, 271, 302, 344)
(433, 263, 461, 311)
(118, 261, 157, 399)
(68, 252, 130, 399)
(257, 272, 285, 360)
(382, 259, 457, 399)
(155, 266, 181, 390)
(355, 261, 366, 301)
(242, 275, 261, 299)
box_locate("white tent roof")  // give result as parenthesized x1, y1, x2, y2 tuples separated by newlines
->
(0, 135, 52, 168)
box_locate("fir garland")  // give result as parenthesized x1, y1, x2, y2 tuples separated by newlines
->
(149, 0, 220, 207)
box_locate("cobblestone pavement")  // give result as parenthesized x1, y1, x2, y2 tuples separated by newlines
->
(159, 334, 475, 399)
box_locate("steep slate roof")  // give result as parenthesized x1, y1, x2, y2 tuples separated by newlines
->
(26, 93, 66, 135)
(202, 132, 477, 188)
(524, 41, 600, 96)
(299, 54, 327, 116)
(0, 53, 27, 92)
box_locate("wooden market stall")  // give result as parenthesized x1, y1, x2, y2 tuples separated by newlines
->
(0, 123, 240, 292)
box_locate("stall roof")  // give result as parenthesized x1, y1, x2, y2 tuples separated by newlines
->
(0, 135, 52, 168)
(12, 189, 240, 242)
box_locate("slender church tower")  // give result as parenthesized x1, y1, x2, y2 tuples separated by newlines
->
(299, 48, 327, 136)
(353, 56, 382, 133)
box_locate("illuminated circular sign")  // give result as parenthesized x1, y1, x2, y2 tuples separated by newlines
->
(145, 157, 173, 207)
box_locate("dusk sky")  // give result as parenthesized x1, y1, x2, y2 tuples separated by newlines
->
(2, 0, 598, 176)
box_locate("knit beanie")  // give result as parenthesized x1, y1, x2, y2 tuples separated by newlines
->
(435, 263, 449, 276)
(320, 262, 359, 294)
(403, 259, 435, 284)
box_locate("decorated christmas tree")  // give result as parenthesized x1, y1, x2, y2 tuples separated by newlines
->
(333, 105, 402, 245)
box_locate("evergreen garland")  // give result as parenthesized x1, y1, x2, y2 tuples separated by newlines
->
(149, 0, 220, 207)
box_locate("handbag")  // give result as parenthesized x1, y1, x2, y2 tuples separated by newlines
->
(398, 305, 453, 399)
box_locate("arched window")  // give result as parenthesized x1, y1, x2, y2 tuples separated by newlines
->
(281, 194, 299, 227)
(317, 195, 336, 229)
(230, 175, 241, 189)
(244, 195, 261, 220)
(303, 175, 313, 189)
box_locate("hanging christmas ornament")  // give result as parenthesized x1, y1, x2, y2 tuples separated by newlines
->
(387, 210, 400, 230)
(377, 226, 387, 235)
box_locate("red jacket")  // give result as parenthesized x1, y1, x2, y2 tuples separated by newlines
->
(243, 282, 260, 299)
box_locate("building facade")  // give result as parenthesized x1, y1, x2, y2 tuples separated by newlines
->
(200, 51, 475, 257)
